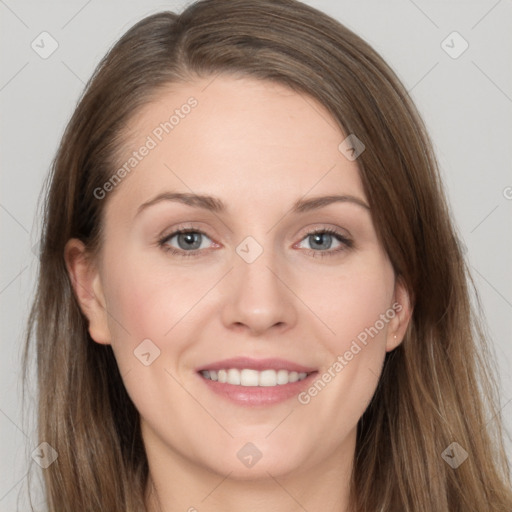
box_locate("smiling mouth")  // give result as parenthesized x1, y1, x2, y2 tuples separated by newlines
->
(199, 368, 313, 387)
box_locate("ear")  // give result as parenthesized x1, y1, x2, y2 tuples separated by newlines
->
(64, 238, 111, 345)
(385, 276, 413, 352)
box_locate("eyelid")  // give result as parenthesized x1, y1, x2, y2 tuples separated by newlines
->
(158, 222, 216, 243)
(292, 227, 353, 254)
(157, 223, 353, 258)
(294, 224, 352, 242)
(158, 225, 219, 256)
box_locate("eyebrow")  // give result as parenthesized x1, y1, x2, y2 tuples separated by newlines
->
(136, 191, 370, 217)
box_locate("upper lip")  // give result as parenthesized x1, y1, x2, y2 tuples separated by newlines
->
(196, 357, 317, 374)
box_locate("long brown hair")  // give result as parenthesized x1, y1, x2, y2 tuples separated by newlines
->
(23, 0, 512, 510)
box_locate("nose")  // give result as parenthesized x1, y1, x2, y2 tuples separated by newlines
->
(220, 244, 298, 336)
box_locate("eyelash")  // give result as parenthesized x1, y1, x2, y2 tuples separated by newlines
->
(157, 227, 353, 259)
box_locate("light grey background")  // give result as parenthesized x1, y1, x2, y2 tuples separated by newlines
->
(1, 0, 511, 510)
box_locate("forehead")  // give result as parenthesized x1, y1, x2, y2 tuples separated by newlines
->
(105, 74, 365, 218)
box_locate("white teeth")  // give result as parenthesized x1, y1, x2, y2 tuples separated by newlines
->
(276, 369, 289, 385)
(201, 368, 309, 386)
(227, 368, 240, 385)
(240, 369, 259, 386)
(259, 369, 276, 386)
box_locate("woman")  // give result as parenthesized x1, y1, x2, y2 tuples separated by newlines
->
(24, 0, 512, 510)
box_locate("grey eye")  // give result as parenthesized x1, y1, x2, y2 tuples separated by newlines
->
(164, 231, 212, 251)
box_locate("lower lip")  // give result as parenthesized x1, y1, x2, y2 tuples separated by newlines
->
(197, 372, 318, 406)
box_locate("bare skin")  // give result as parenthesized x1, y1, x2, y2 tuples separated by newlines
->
(65, 75, 412, 512)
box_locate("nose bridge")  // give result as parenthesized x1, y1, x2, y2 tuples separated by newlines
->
(221, 234, 297, 334)
(237, 244, 280, 297)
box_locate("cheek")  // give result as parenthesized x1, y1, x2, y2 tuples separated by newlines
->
(305, 254, 395, 355)
(103, 229, 207, 322)
(99, 246, 227, 388)
(107, 270, 169, 342)
(100, 248, 195, 364)
(295, 254, 395, 432)
(99, 251, 201, 426)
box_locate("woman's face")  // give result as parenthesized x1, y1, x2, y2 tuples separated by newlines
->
(68, 75, 410, 480)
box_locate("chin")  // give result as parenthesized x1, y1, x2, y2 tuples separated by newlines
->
(201, 439, 308, 480)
